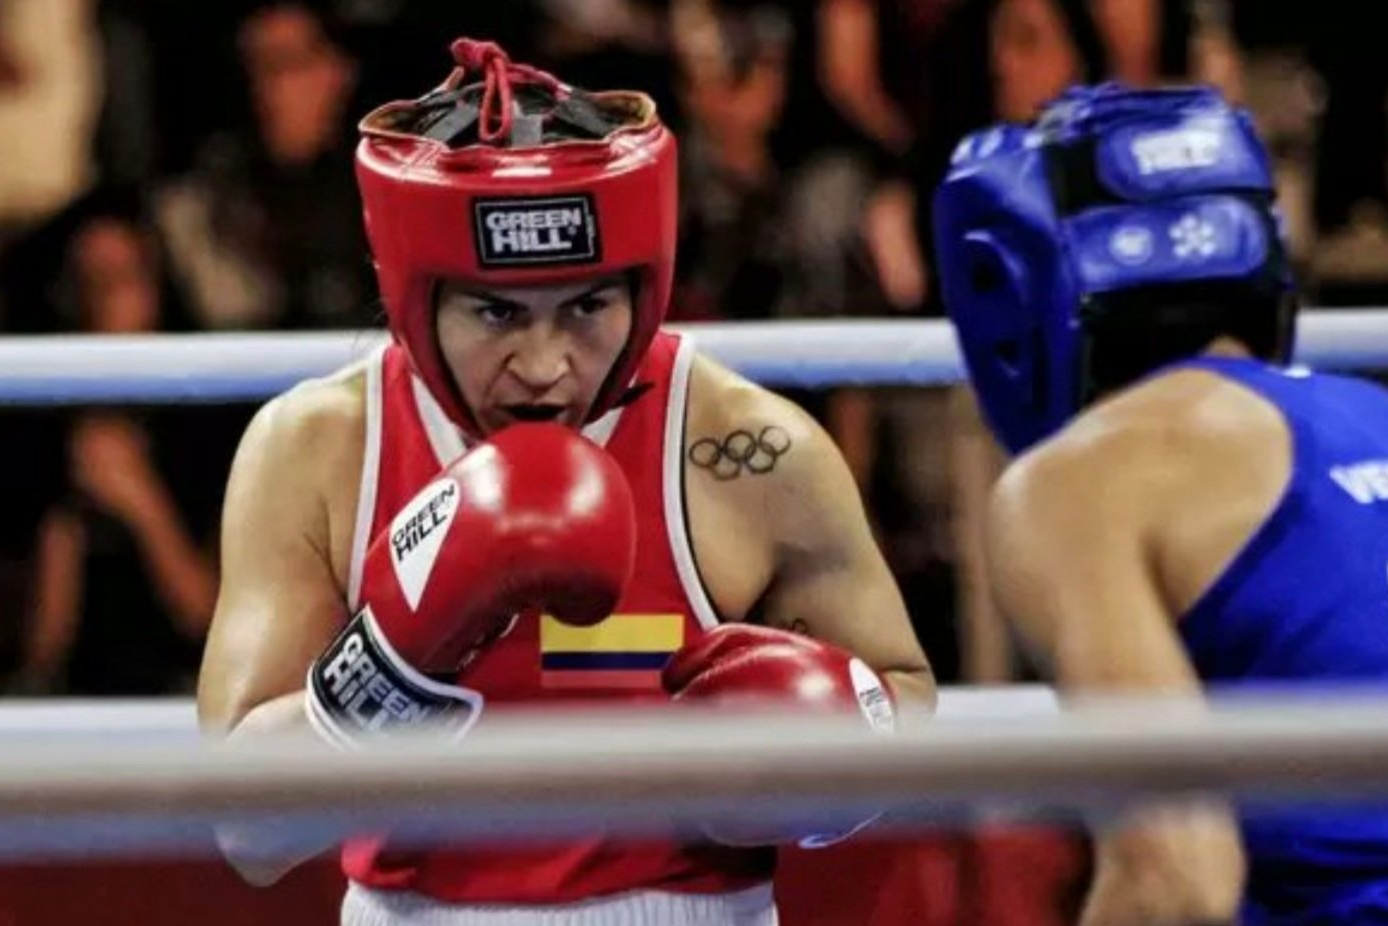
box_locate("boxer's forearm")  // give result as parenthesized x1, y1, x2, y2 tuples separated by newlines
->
(882, 668, 938, 725)
(229, 688, 318, 736)
(1080, 806, 1244, 926)
(214, 690, 338, 886)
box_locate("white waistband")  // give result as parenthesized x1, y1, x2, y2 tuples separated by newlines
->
(341, 881, 778, 926)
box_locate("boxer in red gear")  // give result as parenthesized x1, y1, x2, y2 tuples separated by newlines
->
(197, 35, 934, 926)
(305, 423, 635, 748)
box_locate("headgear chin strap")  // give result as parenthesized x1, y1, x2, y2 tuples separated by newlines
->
(933, 83, 1296, 455)
(355, 37, 678, 438)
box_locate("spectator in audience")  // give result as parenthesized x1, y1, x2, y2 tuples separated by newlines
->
(674, 0, 902, 321)
(817, 0, 959, 315)
(535, 0, 677, 120)
(1296, 0, 1388, 304)
(91, 0, 162, 192)
(0, 0, 102, 238)
(342, 1, 546, 112)
(18, 197, 216, 696)
(991, 0, 1105, 121)
(0, 197, 101, 690)
(671, 0, 790, 321)
(154, 1, 372, 331)
(1307, 1, 1387, 241)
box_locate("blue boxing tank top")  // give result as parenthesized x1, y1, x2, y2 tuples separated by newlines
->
(1174, 355, 1388, 923)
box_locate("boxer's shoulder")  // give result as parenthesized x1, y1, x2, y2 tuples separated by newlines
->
(683, 352, 866, 566)
(1072, 365, 1286, 498)
(1094, 364, 1287, 448)
(230, 366, 367, 518)
(249, 364, 366, 463)
(992, 363, 1291, 566)
(684, 353, 832, 487)
(223, 367, 368, 589)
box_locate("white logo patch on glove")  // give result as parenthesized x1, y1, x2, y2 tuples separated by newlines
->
(849, 659, 896, 733)
(389, 478, 461, 610)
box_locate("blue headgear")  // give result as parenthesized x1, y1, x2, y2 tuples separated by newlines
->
(933, 84, 1296, 454)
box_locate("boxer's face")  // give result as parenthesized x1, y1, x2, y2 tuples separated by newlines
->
(435, 275, 634, 434)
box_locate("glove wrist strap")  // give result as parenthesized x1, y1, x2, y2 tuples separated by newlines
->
(306, 607, 484, 749)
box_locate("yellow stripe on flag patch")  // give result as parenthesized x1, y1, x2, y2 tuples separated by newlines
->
(540, 613, 684, 653)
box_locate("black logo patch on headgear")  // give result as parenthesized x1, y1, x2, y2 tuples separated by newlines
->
(473, 195, 601, 267)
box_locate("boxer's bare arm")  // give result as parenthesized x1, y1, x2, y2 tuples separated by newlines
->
(198, 374, 363, 731)
(196, 372, 364, 883)
(686, 357, 935, 714)
(985, 406, 1250, 926)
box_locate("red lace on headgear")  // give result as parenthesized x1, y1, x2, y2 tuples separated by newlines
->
(447, 38, 563, 143)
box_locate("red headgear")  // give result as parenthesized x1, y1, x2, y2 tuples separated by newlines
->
(355, 38, 678, 436)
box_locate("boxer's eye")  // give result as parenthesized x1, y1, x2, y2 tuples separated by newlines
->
(477, 302, 521, 327)
(568, 295, 609, 319)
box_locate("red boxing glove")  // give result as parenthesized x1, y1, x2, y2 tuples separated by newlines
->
(663, 624, 895, 846)
(308, 423, 636, 747)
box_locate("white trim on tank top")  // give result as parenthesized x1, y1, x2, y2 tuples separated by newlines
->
(346, 344, 386, 610)
(663, 336, 721, 631)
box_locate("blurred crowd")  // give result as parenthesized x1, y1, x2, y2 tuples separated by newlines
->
(0, 0, 1376, 700)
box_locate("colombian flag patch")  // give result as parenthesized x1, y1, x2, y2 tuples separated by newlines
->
(540, 613, 684, 690)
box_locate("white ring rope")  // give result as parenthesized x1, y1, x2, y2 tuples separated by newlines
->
(0, 690, 1386, 858)
(0, 686, 1059, 740)
(0, 310, 1384, 404)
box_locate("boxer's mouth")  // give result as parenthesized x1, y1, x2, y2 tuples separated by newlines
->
(501, 403, 568, 424)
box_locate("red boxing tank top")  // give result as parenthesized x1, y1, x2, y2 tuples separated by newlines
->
(339, 332, 775, 903)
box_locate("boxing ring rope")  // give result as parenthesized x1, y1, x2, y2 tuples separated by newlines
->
(0, 688, 1066, 856)
(0, 687, 1060, 741)
(4, 313, 1388, 858)
(1, 691, 1388, 859)
(1, 309, 1386, 404)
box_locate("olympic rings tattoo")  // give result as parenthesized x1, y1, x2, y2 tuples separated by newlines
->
(687, 425, 792, 480)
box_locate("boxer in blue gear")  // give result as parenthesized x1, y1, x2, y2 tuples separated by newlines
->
(935, 83, 1388, 926)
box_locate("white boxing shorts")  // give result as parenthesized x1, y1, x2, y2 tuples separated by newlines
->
(341, 881, 778, 926)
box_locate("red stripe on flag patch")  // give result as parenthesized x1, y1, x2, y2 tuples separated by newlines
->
(540, 669, 663, 690)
